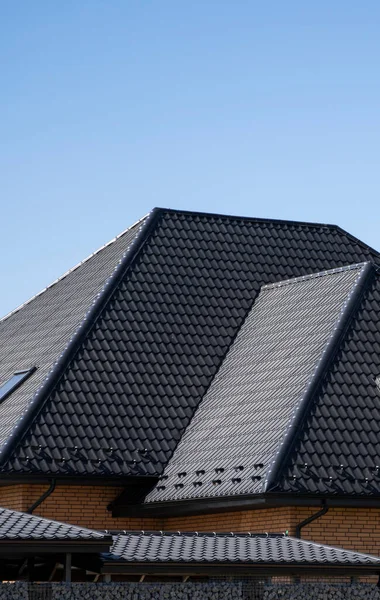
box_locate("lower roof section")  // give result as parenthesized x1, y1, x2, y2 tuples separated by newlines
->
(104, 531, 380, 570)
(0, 506, 378, 574)
(0, 506, 112, 553)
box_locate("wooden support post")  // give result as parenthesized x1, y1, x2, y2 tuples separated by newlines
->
(49, 563, 59, 582)
(103, 573, 111, 582)
(27, 557, 35, 582)
(64, 553, 72, 583)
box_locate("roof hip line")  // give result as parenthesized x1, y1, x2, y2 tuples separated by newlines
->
(263, 261, 376, 494)
(0, 208, 163, 468)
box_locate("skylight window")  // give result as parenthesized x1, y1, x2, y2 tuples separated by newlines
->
(0, 368, 35, 403)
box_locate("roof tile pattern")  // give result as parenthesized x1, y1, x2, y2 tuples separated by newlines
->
(2, 210, 379, 478)
(0, 218, 145, 450)
(147, 265, 366, 502)
(279, 274, 380, 495)
(0, 506, 106, 540)
(107, 531, 380, 566)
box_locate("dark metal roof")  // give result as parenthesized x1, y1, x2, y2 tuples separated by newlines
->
(279, 271, 380, 496)
(0, 216, 145, 458)
(147, 264, 371, 503)
(0, 506, 108, 541)
(0, 208, 379, 486)
(106, 531, 380, 566)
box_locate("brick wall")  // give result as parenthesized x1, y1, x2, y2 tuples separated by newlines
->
(163, 507, 294, 533)
(1, 484, 380, 556)
(291, 507, 380, 556)
(164, 506, 380, 556)
(0, 484, 162, 530)
(0, 484, 26, 512)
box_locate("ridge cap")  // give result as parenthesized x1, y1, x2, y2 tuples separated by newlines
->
(158, 207, 380, 259)
(263, 261, 376, 492)
(0, 213, 149, 325)
(262, 262, 369, 291)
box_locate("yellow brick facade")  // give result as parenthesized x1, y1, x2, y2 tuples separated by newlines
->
(1, 484, 379, 556)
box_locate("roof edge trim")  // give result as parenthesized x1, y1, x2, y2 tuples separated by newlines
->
(263, 261, 376, 493)
(0, 214, 149, 325)
(0, 208, 163, 467)
(262, 263, 368, 290)
(117, 491, 380, 519)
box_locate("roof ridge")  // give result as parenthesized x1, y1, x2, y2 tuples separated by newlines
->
(0, 213, 148, 325)
(0, 208, 163, 467)
(159, 208, 380, 258)
(262, 262, 368, 291)
(263, 261, 376, 493)
(160, 207, 338, 229)
(2, 209, 378, 327)
(2, 210, 378, 327)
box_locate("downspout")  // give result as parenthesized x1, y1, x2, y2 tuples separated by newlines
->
(295, 501, 328, 539)
(27, 479, 56, 514)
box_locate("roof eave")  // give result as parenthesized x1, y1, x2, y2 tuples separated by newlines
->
(120, 492, 380, 518)
(101, 561, 380, 576)
(0, 538, 113, 554)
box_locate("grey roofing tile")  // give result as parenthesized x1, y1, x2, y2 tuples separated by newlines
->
(0, 218, 145, 451)
(147, 265, 368, 502)
(0, 506, 106, 540)
(106, 531, 380, 566)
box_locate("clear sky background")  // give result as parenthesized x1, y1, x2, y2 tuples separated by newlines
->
(1, 1, 379, 317)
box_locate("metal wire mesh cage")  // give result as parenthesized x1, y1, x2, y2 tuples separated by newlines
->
(1, 579, 379, 600)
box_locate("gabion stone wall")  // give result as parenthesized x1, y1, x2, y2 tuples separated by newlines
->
(50, 582, 243, 600)
(0, 584, 28, 600)
(1, 581, 380, 600)
(263, 584, 380, 600)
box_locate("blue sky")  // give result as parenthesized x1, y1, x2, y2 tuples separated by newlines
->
(1, 1, 379, 316)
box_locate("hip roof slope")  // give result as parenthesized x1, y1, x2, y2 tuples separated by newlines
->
(0, 209, 379, 479)
(147, 264, 370, 503)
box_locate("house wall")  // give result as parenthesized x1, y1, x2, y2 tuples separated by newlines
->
(164, 506, 380, 556)
(0, 484, 379, 556)
(0, 484, 162, 530)
(163, 507, 294, 534)
(0, 484, 26, 512)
